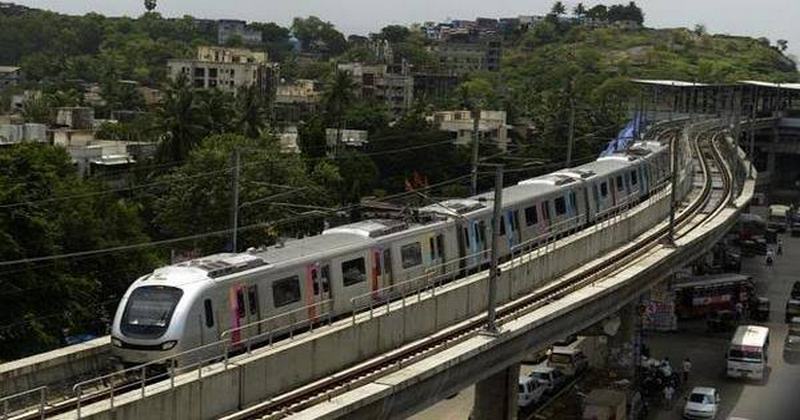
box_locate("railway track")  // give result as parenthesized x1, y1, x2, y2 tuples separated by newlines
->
(217, 120, 736, 420)
(3, 120, 716, 420)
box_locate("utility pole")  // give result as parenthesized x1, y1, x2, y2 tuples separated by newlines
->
(230, 148, 241, 253)
(486, 164, 503, 334)
(470, 107, 481, 196)
(566, 95, 576, 167)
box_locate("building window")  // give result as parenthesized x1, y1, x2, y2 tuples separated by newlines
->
(525, 206, 538, 226)
(209, 68, 218, 78)
(342, 257, 366, 286)
(555, 197, 567, 216)
(273, 276, 301, 307)
(194, 67, 205, 78)
(401, 243, 423, 269)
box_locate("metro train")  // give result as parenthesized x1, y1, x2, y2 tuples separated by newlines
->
(111, 138, 679, 366)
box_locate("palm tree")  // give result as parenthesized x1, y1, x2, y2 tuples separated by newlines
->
(236, 85, 269, 139)
(322, 70, 357, 155)
(551, 1, 567, 16)
(574, 3, 587, 20)
(155, 74, 205, 162)
(198, 89, 237, 135)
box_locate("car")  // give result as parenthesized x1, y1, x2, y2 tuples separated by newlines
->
(784, 334, 800, 352)
(750, 296, 770, 322)
(792, 282, 800, 300)
(785, 299, 800, 323)
(683, 386, 720, 419)
(517, 375, 546, 408)
(529, 364, 568, 395)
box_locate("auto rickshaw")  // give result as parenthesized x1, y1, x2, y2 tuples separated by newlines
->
(751, 296, 770, 322)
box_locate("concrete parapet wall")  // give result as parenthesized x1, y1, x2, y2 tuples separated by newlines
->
(0, 337, 110, 398)
(71, 176, 681, 420)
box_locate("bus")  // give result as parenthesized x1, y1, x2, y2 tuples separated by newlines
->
(727, 325, 770, 381)
(672, 274, 754, 319)
(768, 204, 790, 232)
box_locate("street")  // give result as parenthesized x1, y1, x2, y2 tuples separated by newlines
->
(647, 232, 800, 420)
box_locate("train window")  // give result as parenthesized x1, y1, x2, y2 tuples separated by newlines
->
(600, 182, 608, 197)
(478, 221, 487, 244)
(401, 243, 423, 269)
(342, 257, 367, 286)
(630, 170, 638, 186)
(429, 237, 436, 261)
(436, 235, 444, 259)
(273, 276, 301, 307)
(204, 299, 214, 328)
(499, 216, 506, 236)
(525, 206, 538, 226)
(247, 286, 259, 316)
(512, 210, 520, 231)
(554, 197, 567, 215)
(236, 289, 246, 318)
(616, 176, 623, 191)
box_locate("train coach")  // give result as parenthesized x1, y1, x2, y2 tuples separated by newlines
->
(111, 137, 673, 366)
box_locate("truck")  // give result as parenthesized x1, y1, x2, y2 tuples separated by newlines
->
(548, 346, 589, 376)
(582, 389, 627, 420)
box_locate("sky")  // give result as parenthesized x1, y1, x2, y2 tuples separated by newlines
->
(15, 1, 800, 58)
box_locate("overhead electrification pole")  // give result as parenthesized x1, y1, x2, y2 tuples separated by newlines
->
(470, 107, 481, 196)
(486, 164, 503, 334)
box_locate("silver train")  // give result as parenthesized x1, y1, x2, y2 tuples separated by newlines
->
(111, 138, 679, 366)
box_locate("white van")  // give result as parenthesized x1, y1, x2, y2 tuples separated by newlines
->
(727, 325, 769, 381)
(548, 347, 589, 376)
(518, 375, 546, 408)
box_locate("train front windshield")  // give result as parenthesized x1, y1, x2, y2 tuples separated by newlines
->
(121, 286, 183, 339)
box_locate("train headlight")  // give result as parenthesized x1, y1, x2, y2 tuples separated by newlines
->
(161, 340, 178, 350)
(111, 337, 123, 348)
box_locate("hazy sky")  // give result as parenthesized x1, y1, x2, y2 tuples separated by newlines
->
(16, 1, 800, 58)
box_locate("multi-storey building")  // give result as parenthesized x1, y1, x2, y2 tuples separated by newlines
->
(337, 63, 414, 119)
(274, 79, 321, 123)
(217, 19, 263, 45)
(430, 110, 509, 151)
(167, 46, 278, 97)
(432, 36, 501, 76)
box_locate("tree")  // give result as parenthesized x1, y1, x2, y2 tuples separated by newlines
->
(155, 74, 205, 162)
(21, 94, 52, 124)
(198, 88, 237, 135)
(586, 5, 608, 20)
(152, 133, 329, 253)
(379, 25, 411, 44)
(0, 143, 158, 359)
(777, 39, 789, 52)
(291, 16, 347, 56)
(236, 85, 269, 139)
(144, 0, 157, 12)
(323, 70, 357, 128)
(551, 1, 567, 16)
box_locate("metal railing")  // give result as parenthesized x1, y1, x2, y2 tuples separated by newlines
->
(1, 386, 47, 420)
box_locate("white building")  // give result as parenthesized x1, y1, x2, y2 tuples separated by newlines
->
(0, 123, 47, 145)
(430, 110, 510, 151)
(167, 46, 277, 96)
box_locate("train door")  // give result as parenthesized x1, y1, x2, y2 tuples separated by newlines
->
(457, 221, 468, 272)
(504, 209, 520, 250)
(229, 285, 247, 345)
(305, 263, 330, 320)
(540, 200, 551, 237)
(371, 249, 382, 300)
(567, 191, 578, 228)
(382, 249, 394, 288)
(428, 234, 446, 276)
(245, 284, 260, 336)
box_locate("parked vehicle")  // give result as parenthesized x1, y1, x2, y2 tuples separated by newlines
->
(529, 364, 568, 395)
(768, 204, 790, 233)
(683, 387, 720, 419)
(672, 274, 754, 319)
(518, 375, 546, 408)
(726, 325, 770, 382)
(548, 347, 589, 376)
(785, 299, 800, 323)
(791, 282, 800, 300)
(789, 317, 800, 336)
(750, 297, 770, 322)
(707, 310, 737, 332)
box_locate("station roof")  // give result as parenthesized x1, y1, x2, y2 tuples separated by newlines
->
(738, 80, 800, 91)
(632, 78, 800, 93)
(630, 79, 709, 87)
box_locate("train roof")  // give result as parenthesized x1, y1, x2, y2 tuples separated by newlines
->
(418, 198, 487, 217)
(252, 231, 373, 266)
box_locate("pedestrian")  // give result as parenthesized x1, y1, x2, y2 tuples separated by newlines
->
(663, 384, 674, 409)
(682, 357, 692, 384)
(766, 248, 774, 266)
(735, 301, 744, 321)
(778, 238, 784, 256)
